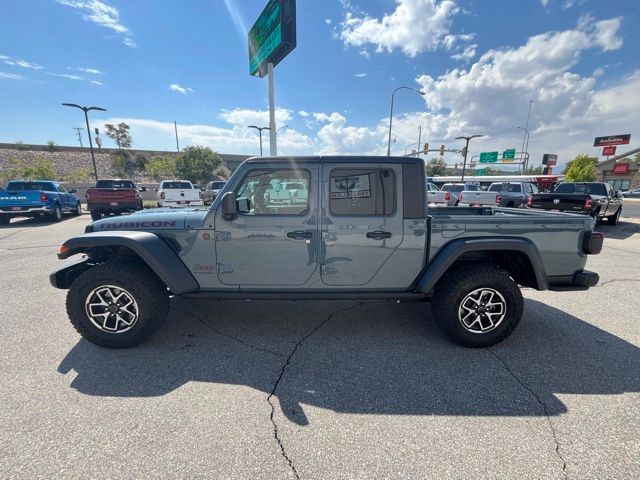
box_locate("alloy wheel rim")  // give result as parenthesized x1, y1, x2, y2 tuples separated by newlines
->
(85, 285, 139, 333)
(458, 287, 507, 334)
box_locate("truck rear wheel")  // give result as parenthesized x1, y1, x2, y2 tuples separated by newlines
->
(607, 207, 621, 225)
(90, 211, 101, 221)
(431, 265, 523, 348)
(50, 205, 63, 222)
(66, 261, 170, 348)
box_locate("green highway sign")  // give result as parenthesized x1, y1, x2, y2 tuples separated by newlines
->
(476, 168, 488, 176)
(248, 0, 297, 77)
(502, 148, 516, 161)
(479, 151, 498, 163)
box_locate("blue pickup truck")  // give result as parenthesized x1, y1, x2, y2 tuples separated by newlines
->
(0, 180, 82, 225)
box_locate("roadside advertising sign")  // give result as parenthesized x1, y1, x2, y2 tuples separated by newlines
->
(542, 154, 558, 166)
(248, 0, 297, 77)
(612, 163, 629, 174)
(602, 146, 617, 156)
(593, 134, 631, 147)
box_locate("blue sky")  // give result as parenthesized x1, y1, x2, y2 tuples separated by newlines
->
(1, 0, 638, 169)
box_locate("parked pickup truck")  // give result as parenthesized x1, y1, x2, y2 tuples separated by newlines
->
(156, 180, 204, 208)
(86, 179, 145, 221)
(528, 182, 623, 225)
(202, 180, 227, 204)
(0, 180, 81, 224)
(459, 182, 539, 208)
(51, 156, 602, 350)
(428, 182, 482, 206)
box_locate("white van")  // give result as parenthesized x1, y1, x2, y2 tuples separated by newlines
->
(156, 180, 204, 208)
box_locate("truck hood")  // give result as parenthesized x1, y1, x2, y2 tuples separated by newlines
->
(89, 208, 209, 232)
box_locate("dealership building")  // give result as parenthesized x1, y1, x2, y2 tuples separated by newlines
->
(596, 148, 640, 191)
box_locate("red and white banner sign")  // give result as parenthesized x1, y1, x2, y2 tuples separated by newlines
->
(602, 146, 617, 156)
(612, 163, 629, 174)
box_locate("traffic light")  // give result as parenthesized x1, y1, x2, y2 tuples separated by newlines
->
(423, 143, 429, 154)
(440, 144, 445, 156)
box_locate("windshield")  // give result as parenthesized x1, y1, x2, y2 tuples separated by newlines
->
(442, 184, 465, 192)
(554, 183, 607, 195)
(162, 181, 192, 189)
(211, 181, 226, 189)
(284, 183, 305, 190)
(489, 183, 522, 193)
(96, 180, 136, 189)
(5, 181, 54, 191)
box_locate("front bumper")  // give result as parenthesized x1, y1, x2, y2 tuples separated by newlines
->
(547, 270, 600, 291)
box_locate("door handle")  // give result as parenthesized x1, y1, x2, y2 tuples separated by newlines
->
(366, 230, 392, 240)
(287, 230, 312, 240)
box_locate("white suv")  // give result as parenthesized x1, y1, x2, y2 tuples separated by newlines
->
(156, 180, 204, 208)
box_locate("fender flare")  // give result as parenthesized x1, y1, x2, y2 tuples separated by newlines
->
(53, 231, 199, 294)
(414, 237, 548, 294)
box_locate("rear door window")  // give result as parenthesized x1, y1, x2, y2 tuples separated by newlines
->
(329, 168, 395, 216)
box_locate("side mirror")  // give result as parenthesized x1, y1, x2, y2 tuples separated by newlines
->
(139, 187, 147, 192)
(221, 192, 237, 220)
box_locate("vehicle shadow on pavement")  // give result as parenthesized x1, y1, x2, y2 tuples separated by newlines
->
(596, 221, 640, 240)
(57, 298, 640, 424)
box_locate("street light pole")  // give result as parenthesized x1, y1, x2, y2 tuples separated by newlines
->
(276, 125, 289, 136)
(387, 86, 425, 156)
(455, 134, 485, 182)
(248, 125, 271, 156)
(62, 103, 106, 181)
(516, 126, 530, 173)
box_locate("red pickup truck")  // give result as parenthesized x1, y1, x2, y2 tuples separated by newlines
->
(86, 179, 145, 221)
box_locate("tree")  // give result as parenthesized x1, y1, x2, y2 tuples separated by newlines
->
(6, 157, 57, 180)
(174, 146, 222, 183)
(564, 154, 598, 182)
(425, 157, 447, 176)
(105, 122, 132, 149)
(146, 156, 177, 180)
(46, 140, 57, 152)
(66, 167, 94, 182)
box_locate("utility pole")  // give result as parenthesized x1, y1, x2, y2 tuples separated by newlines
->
(267, 62, 277, 156)
(387, 86, 425, 156)
(455, 134, 485, 182)
(73, 127, 83, 148)
(248, 126, 271, 156)
(174, 121, 180, 152)
(520, 100, 533, 162)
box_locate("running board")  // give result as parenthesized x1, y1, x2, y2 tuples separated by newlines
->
(181, 291, 429, 302)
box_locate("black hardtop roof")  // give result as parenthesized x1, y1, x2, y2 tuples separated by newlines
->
(243, 155, 423, 166)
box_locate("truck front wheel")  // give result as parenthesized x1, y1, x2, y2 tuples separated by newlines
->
(431, 265, 523, 348)
(66, 261, 170, 348)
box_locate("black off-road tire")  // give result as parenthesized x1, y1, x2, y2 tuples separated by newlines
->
(0, 216, 10, 225)
(607, 207, 621, 225)
(66, 260, 170, 348)
(90, 211, 101, 221)
(431, 264, 524, 348)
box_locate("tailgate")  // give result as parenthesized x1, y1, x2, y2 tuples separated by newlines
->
(530, 194, 588, 212)
(164, 189, 200, 202)
(428, 192, 448, 203)
(0, 190, 45, 208)
(88, 188, 138, 202)
(460, 191, 497, 205)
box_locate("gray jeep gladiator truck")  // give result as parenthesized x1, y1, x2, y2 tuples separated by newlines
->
(50, 156, 603, 349)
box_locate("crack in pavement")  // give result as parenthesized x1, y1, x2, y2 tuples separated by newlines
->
(172, 307, 287, 358)
(487, 348, 567, 479)
(0, 244, 60, 252)
(267, 301, 375, 480)
(593, 278, 640, 288)
(0, 229, 27, 242)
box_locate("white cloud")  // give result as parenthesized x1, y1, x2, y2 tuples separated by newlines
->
(298, 110, 310, 117)
(4, 59, 43, 70)
(359, 49, 370, 59)
(220, 108, 292, 126)
(592, 17, 623, 51)
(313, 112, 386, 155)
(47, 72, 84, 80)
(451, 44, 477, 62)
(354, 73, 368, 77)
(0, 55, 9, 60)
(0, 71, 26, 80)
(169, 83, 194, 95)
(56, 0, 136, 47)
(90, 80, 103, 86)
(339, 0, 465, 57)
(325, 18, 332, 24)
(76, 67, 103, 74)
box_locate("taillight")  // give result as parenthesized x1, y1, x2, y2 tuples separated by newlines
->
(584, 196, 592, 209)
(40, 192, 48, 202)
(444, 192, 451, 201)
(496, 194, 502, 204)
(583, 231, 604, 254)
(527, 195, 532, 207)
(459, 193, 463, 202)
(160, 191, 165, 200)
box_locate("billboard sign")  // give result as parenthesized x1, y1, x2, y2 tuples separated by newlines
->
(602, 146, 617, 156)
(248, 0, 297, 77)
(593, 134, 631, 147)
(542, 154, 558, 166)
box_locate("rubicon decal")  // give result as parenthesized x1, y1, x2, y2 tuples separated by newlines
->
(98, 221, 177, 229)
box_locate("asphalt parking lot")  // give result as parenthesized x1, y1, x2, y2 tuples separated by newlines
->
(1, 213, 638, 479)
